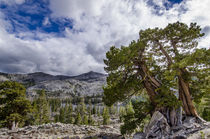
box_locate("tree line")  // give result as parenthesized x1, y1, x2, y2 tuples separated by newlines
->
(0, 81, 126, 129)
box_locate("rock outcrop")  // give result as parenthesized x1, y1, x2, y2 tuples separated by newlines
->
(0, 123, 123, 139)
(133, 111, 210, 139)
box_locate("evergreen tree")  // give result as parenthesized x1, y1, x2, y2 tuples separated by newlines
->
(88, 111, 94, 125)
(59, 107, 65, 123)
(74, 112, 82, 125)
(109, 105, 116, 115)
(65, 102, 74, 124)
(54, 114, 60, 123)
(97, 106, 101, 117)
(33, 90, 50, 124)
(88, 99, 92, 114)
(119, 106, 126, 122)
(202, 93, 210, 121)
(78, 97, 86, 116)
(92, 105, 96, 115)
(102, 107, 110, 125)
(0, 81, 32, 129)
(103, 22, 210, 128)
(83, 115, 88, 125)
(125, 101, 134, 114)
(120, 99, 152, 135)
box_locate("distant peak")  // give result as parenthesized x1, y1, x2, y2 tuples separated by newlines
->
(28, 72, 53, 76)
(72, 71, 106, 81)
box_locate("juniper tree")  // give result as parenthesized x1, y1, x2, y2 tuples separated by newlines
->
(103, 22, 210, 127)
(0, 81, 32, 129)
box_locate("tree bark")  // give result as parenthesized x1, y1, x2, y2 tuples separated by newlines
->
(178, 75, 198, 117)
(156, 41, 198, 117)
(138, 63, 182, 127)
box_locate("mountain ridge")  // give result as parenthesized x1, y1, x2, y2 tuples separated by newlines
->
(0, 71, 107, 98)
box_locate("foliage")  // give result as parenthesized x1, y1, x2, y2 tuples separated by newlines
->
(202, 93, 210, 121)
(33, 90, 50, 125)
(102, 106, 110, 125)
(119, 106, 126, 122)
(78, 97, 87, 115)
(83, 115, 88, 125)
(103, 21, 209, 132)
(103, 22, 209, 105)
(120, 98, 152, 135)
(74, 112, 82, 125)
(88, 111, 94, 125)
(154, 91, 182, 110)
(59, 107, 65, 123)
(65, 103, 74, 124)
(0, 81, 32, 129)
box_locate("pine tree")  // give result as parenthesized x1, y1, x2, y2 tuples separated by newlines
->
(83, 115, 88, 125)
(92, 105, 96, 115)
(65, 102, 74, 124)
(88, 111, 94, 125)
(74, 112, 82, 125)
(102, 107, 110, 125)
(0, 81, 32, 129)
(59, 107, 65, 123)
(88, 99, 92, 115)
(33, 90, 50, 124)
(78, 97, 86, 116)
(125, 101, 134, 114)
(202, 93, 210, 121)
(120, 99, 152, 135)
(119, 106, 126, 122)
(97, 106, 101, 117)
(54, 114, 60, 123)
(109, 105, 115, 115)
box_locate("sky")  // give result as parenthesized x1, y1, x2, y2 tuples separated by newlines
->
(0, 0, 209, 76)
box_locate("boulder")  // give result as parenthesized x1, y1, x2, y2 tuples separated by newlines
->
(133, 112, 210, 139)
(144, 111, 170, 138)
(133, 132, 146, 139)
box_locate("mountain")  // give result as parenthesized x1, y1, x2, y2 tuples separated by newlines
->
(71, 71, 107, 81)
(0, 71, 107, 99)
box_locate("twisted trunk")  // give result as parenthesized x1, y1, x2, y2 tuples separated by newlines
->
(178, 75, 198, 117)
(157, 40, 198, 117)
(138, 63, 182, 127)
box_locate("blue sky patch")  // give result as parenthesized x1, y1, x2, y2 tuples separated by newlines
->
(0, 0, 73, 36)
(147, 0, 183, 14)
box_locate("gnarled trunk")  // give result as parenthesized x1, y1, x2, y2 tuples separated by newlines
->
(138, 64, 182, 127)
(178, 75, 198, 117)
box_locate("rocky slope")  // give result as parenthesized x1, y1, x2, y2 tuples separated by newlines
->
(0, 71, 107, 99)
(0, 123, 123, 139)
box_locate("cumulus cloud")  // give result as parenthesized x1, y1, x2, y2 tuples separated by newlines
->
(0, 0, 209, 75)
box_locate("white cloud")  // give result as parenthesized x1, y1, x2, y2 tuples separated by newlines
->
(0, 0, 209, 75)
